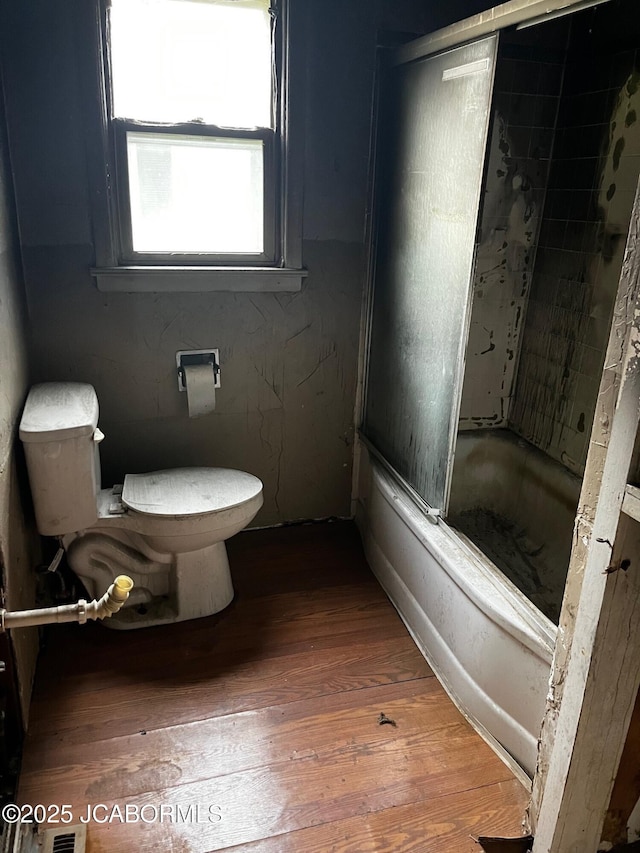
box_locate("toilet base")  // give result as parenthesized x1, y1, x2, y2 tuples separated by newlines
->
(102, 541, 234, 630)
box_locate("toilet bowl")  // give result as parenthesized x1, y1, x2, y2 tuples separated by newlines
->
(19, 382, 263, 629)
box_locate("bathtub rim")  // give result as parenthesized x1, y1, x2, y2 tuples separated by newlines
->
(357, 452, 562, 784)
(369, 456, 557, 659)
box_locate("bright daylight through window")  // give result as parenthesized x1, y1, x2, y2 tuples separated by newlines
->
(109, 0, 273, 260)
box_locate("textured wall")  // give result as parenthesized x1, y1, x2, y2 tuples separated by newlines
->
(1, 0, 372, 528)
(510, 1, 640, 476)
(1, 0, 501, 527)
(460, 26, 566, 429)
(0, 80, 38, 723)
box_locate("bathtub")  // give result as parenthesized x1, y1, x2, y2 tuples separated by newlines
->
(449, 429, 581, 624)
(354, 431, 574, 780)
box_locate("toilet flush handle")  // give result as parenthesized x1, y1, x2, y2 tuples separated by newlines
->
(93, 428, 105, 444)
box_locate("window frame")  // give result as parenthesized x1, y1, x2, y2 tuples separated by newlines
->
(80, 0, 305, 292)
(114, 120, 277, 265)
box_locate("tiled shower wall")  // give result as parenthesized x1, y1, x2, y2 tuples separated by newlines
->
(509, 2, 640, 476)
(459, 27, 566, 429)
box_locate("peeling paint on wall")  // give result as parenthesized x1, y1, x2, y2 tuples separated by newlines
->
(510, 39, 640, 477)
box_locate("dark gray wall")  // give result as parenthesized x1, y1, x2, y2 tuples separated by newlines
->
(2, 0, 364, 527)
(0, 0, 498, 527)
(0, 78, 38, 723)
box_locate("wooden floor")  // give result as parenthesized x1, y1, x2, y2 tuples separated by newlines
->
(19, 522, 527, 852)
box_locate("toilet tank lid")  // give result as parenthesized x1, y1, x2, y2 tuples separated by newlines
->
(19, 382, 99, 443)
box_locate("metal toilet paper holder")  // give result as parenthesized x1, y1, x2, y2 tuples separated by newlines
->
(176, 349, 221, 392)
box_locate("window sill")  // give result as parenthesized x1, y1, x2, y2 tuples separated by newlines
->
(91, 265, 307, 293)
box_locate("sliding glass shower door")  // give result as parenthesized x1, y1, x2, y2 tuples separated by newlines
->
(363, 35, 497, 511)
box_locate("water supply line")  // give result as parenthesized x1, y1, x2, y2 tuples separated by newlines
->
(0, 575, 134, 630)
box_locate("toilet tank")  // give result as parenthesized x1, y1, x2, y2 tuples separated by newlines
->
(19, 383, 102, 536)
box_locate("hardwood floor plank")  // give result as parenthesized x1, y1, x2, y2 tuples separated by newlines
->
(27, 636, 431, 744)
(29, 732, 516, 851)
(23, 679, 430, 775)
(20, 678, 476, 799)
(19, 522, 528, 853)
(210, 780, 527, 853)
(228, 522, 374, 598)
(79, 779, 526, 853)
(32, 586, 414, 698)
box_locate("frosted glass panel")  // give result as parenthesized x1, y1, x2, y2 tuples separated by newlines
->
(127, 132, 264, 254)
(111, 0, 271, 128)
(364, 37, 497, 510)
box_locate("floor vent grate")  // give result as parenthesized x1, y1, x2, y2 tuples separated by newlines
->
(41, 826, 86, 853)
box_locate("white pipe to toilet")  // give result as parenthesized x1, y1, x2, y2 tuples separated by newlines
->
(0, 575, 134, 630)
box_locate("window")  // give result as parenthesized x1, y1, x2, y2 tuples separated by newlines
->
(86, 0, 305, 291)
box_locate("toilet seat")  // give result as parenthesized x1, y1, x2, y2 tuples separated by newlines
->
(122, 467, 263, 518)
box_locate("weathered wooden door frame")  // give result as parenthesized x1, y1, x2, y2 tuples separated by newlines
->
(530, 180, 640, 851)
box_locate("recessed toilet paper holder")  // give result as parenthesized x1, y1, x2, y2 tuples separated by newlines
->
(176, 349, 221, 392)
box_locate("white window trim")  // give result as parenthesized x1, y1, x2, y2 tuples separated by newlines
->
(79, 0, 306, 293)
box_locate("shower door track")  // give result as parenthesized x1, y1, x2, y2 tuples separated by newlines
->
(358, 433, 442, 520)
(393, 0, 613, 66)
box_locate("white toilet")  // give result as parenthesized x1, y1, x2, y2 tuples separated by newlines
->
(19, 382, 263, 629)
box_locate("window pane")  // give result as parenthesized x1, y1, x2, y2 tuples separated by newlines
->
(126, 132, 264, 254)
(111, 0, 272, 128)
